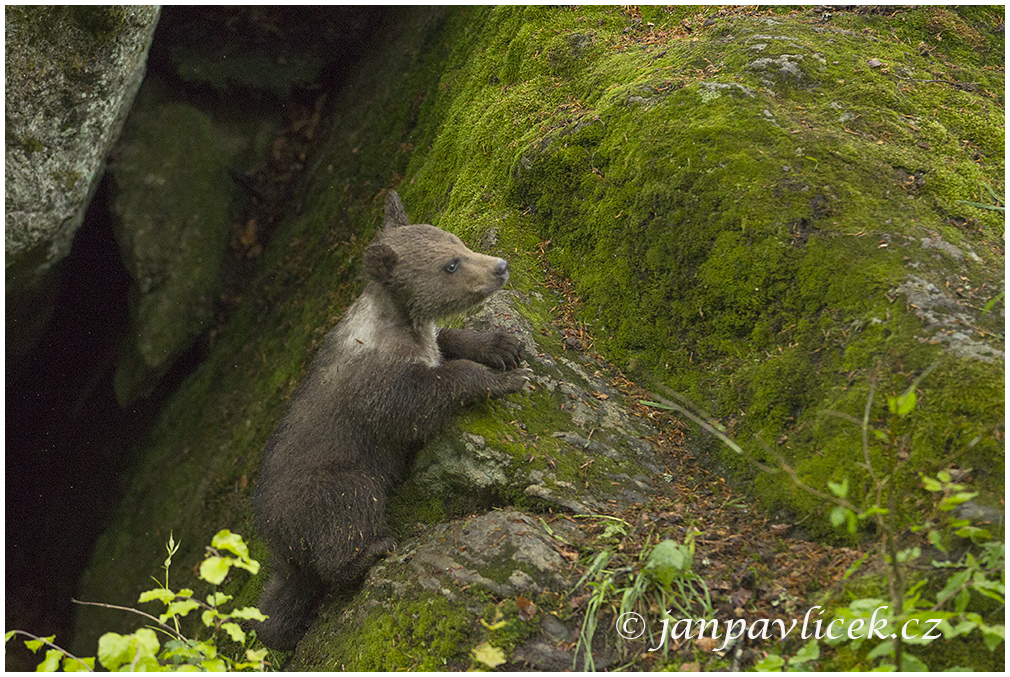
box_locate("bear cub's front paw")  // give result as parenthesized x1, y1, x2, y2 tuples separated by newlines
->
(481, 331, 523, 371)
(495, 367, 533, 395)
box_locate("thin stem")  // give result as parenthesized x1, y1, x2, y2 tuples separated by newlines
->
(71, 599, 188, 642)
(8, 630, 93, 672)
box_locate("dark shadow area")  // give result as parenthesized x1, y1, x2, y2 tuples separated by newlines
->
(6, 175, 155, 668)
(5, 6, 385, 669)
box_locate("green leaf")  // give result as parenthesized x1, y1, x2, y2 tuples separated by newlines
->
(970, 573, 1005, 594)
(161, 598, 200, 622)
(38, 648, 63, 671)
(222, 623, 246, 643)
(937, 570, 971, 608)
(201, 609, 217, 627)
(954, 588, 970, 613)
(955, 525, 992, 544)
(787, 639, 820, 666)
(246, 648, 269, 663)
(206, 591, 232, 607)
(896, 547, 920, 563)
(211, 530, 250, 560)
(928, 529, 946, 553)
(980, 623, 1005, 651)
(230, 606, 268, 622)
(232, 558, 261, 575)
(199, 556, 231, 585)
(887, 390, 916, 417)
(830, 506, 848, 528)
(5, 631, 16, 644)
(827, 477, 849, 498)
(235, 647, 270, 670)
(921, 474, 943, 492)
(754, 653, 786, 671)
(862, 506, 889, 518)
(201, 657, 228, 671)
(939, 491, 978, 512)
(97, 629, 159, 671)
(846, 509, 858, 534)
(162, 638, 208, 664)
(900, 653, 929, 671)
(867, 641, 893, 660)
(62, 655, 95, 672)
(981, 290, 1004, 316)
(138, 588, 175, 605)
(24, 637, 48, 653)
(471, 642, 507, 668)
(645, 540, 692, 587)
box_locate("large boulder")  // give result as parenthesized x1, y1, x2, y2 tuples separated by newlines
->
(5, 6, 160, 355)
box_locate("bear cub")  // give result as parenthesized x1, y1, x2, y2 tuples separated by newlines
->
(252, 191, 531, 650)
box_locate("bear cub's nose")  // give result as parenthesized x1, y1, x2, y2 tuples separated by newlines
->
(494, 259, 508, 276)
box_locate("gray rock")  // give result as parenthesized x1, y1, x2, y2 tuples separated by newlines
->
(5, 6, 161, 354)
(412, 289, 664, 513)
(893, 275, 1004, 364)
(747, 53, 806, 80)
(295, 508, 594, 670)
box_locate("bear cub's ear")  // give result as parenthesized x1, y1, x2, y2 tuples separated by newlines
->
(364, 242, 398, 283)
(384, 191, 410, 229)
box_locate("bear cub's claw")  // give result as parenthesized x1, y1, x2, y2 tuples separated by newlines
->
(497, 367, 533, 394)
(485, 330, 522, 371)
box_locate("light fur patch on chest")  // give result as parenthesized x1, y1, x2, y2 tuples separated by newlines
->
(338, 296, 440, 367)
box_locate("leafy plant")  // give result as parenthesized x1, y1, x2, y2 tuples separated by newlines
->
(571, 518, 714, 670)
(644, 365, 1005, 671)
(6, 530, 269, 671)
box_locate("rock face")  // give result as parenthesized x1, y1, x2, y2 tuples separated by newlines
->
(108, 99, 233, 404)
(5, 6, 161, 355)
(72, 6, 1002, 669)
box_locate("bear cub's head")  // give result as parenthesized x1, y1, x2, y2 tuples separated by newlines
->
(364, 191, 509, 323)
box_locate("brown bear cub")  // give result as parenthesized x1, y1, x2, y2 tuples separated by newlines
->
(252, 191, 531, 650)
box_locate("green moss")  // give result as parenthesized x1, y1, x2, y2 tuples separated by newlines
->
(322, 594, 473, 670)
(392, 6, 1003, 536)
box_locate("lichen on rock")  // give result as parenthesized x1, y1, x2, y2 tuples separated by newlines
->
(5, 5, 161, 354)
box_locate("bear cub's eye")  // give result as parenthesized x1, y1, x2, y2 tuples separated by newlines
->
(444, 258, 460, 274)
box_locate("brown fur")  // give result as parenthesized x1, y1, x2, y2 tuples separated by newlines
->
(252, 191, 530, 650)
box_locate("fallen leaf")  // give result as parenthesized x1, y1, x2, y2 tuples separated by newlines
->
(516, 595, 537, 621)
(557, 544, 579, 562)
(471, 642, 507, 668)
(731, 588, 753, 607)
(694, 636, 720, 652)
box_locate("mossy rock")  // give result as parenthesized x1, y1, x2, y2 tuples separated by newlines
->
(74, 6, 1003, 667)
(110, 100, 234, 404)
(5, 5, 161, 354)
